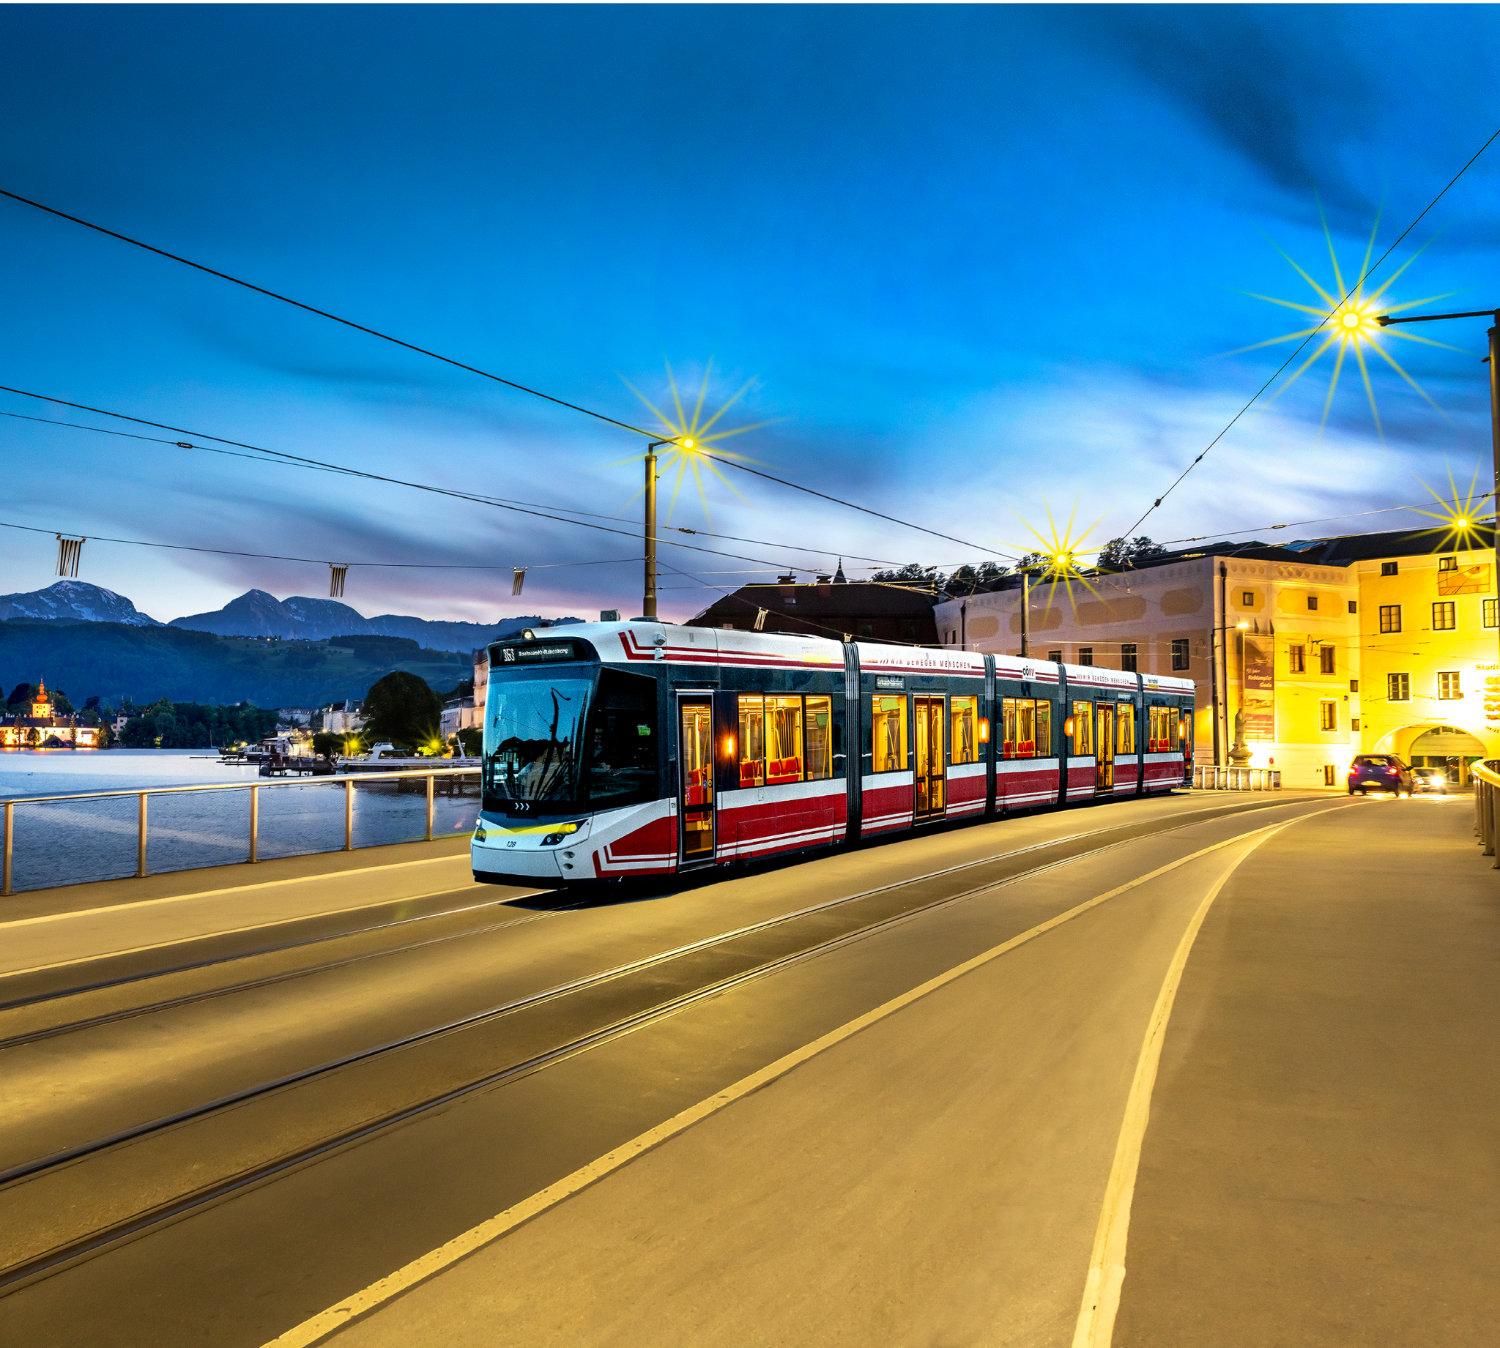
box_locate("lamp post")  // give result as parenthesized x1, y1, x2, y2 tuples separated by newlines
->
(641, 437, 694, 620)
(1374, 307, 1500, 663)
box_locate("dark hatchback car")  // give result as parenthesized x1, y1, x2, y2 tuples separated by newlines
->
(1348, 754, 1413, 795)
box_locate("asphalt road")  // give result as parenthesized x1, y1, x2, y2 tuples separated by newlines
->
(0, 789, 1492, 1346)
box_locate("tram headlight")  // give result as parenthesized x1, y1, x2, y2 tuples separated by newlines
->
(541, 822, 583, 846)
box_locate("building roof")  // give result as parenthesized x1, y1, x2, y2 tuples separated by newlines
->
(688, 581, 938, 630)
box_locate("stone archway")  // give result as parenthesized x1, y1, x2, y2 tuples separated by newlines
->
(1404, 724, 1486, 785)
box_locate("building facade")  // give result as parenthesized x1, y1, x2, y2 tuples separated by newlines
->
(0, 679, 100, 749)
(933, 528, 1499, 788)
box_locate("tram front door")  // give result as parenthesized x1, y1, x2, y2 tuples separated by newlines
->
(1095, 702, 1115, 794)
(914, 695, 946, 818)
(678, 696, 715, 862)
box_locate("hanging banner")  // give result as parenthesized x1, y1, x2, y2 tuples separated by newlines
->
(1438, 562, 1492, 596)
(1242, 634, 1275, 741)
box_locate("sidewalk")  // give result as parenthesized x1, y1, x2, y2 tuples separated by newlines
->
(0, 836, 477, 981)
(1116, 793, 1500, 1345)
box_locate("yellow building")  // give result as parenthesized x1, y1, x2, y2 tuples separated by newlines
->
(0, 678, 100, 749)
(932, 526, 1498, 789)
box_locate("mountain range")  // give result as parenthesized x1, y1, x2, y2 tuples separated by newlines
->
(0, 582, 580, 653)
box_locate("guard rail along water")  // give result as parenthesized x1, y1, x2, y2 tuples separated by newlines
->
(1, 766, 479, 896)
(1191, 766, 1281, 791)
(1471, 758, 1500, 868)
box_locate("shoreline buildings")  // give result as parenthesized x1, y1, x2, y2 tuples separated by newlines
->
(0, 679, 100, 749)
(934, 526, 1500, 788)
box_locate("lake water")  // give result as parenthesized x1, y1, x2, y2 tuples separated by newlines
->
(0, 750, 479, 893)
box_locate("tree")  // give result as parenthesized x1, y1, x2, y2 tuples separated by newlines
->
(944, 561, 1009, 596)
(455, 726, 482, 757)
(361, 670, 442, 749)
(871, 563, 941, 588)
(1097, 536, 1167, 571)
(312, 731, 344, 758)
(50, 689, 75, 716)
(7, 683, 35, 709)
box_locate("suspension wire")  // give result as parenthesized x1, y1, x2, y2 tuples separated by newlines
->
(1122, 123, 1500, 538)
(0, 516, 641, 571)
(0, 185, 1010, 556)
(1155, 489, 1497, 546)
(0, 392, 915, 570)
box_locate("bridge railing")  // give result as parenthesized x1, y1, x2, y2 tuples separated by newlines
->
(1, 766, 480, 896)
(1191, 766, 1282, 792)
(1470, 759, 1500, 868)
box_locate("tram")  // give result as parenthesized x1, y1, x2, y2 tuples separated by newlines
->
(471, 622, 1194, 884)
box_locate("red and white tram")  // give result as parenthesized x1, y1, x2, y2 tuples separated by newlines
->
(471, 622, 1194, 884)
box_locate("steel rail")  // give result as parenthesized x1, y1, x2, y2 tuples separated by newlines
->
(0, 795, 1325, 1291)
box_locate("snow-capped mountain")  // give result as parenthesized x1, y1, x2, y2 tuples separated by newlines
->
(0, 581, 163, 626)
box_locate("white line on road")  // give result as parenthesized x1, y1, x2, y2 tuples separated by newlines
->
(1070, 806, 1337, 1348)
(264, 801, 1343, 1348)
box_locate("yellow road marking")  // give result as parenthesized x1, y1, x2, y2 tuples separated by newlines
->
(264, 802, 1341, 1348)
(1070, 809, 1327, 1348)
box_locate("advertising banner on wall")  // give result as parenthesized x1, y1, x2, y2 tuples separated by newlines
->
(1242, 634, 1275, 740)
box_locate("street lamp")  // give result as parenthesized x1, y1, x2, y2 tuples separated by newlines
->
(642, 436, 693, 619)
(1374, 307, 1500, 662)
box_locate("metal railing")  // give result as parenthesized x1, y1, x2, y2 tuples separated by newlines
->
(2, 766, 479, 896)
(1191, 766, 1282, 791)
(1471, 759, 1500, 868)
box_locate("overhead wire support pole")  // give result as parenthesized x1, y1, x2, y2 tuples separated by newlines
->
(644, 440, 668, 619)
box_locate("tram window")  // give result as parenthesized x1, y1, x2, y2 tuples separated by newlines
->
(766, 695, 804, 783)
(805, 697, 833, 780)
(871, 694, 908, 772)
(950, 696, 978, 764)
(1035, 701, 1051, 757)
(1117, 707, 1136, 755)
(1071, 701, 1094, 755)
(583, 669, 658, 809)
(1148, 706, 1176, 751)
(737, 695, 765, 787)
(1002, 697, 1052, 758)
(1001, 698, 1018, 758)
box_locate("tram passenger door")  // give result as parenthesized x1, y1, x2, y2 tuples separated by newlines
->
(914, 695, 946, 818)
(1095, 703, 1115, 794)
(677, 697, 715, 863)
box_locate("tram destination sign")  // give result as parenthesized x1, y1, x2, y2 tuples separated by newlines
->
(498, 640, 583, 665)
(874, 675, 905, 690)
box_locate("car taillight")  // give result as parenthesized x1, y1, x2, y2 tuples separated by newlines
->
(1386, 767, 1398, 775)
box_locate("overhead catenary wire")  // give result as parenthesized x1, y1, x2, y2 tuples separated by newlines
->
(0, 392, 916, 571)
(0, 186, 1011, 559)
(0, 517, 639, 572)
(1121, 123, 1500, 539)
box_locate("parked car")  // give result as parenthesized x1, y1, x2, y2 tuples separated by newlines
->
(1410, 767, 1448, 794)
(1347, 754, 1413, 795)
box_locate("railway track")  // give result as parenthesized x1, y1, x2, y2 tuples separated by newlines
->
(0, 793, 1318, 1295)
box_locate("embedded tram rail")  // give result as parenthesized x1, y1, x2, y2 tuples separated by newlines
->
(0, 791, 1320, 1303)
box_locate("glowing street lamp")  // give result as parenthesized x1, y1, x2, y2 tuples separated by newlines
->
(1373, 306, 1500, 660)
(642, 436, 693, 619)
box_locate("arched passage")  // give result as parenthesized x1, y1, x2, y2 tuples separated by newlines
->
(1404, 724, 1485, 785)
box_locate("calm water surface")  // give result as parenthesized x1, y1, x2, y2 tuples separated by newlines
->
(0, 750, 478, 893)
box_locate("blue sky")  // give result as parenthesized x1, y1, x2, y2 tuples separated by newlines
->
(3, 4, 1500, 624)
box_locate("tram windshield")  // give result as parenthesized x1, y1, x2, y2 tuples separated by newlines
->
(483, 665, 658, 814)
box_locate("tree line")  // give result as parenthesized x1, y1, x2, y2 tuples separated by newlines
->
(870, 536, 1168, 595)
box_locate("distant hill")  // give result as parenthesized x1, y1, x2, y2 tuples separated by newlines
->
(0, 581, 162, 627)
(0, 621, 472, 707)
(169, 589, 580, 651)
(0, 582, 581, 654)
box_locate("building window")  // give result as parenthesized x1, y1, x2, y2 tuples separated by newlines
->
(1308, 595, 1319, 611)
(1349, 679, 1359, 692)
(1171, 639, 1189, 671)
(1323, 764, 1337, 785)
(1379, 604, 1401, 633)
(1121, 643, 1137, 672)
(1289, 645, 1306, 674)
(1319, 700, 1337, 731)
(1078, 647, 1093, 666)
(1348, 600, 1357, 614)
(1047, 649, 1062, 664)
(1381, 561, 1398, 576)
(1241, 590, 1254, 606)
(1440, 555, 1457, 572)
(1433, 601, 1456, 631)
(1319, 645, 1335, 675)
(1351, 717, 1361, 732)
(1438, 671, 1462, 700)
(1388, 672, 1410, 702)
(1485, 599, 1498, 629)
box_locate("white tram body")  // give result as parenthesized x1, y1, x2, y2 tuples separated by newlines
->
(471, 622, 1194, 884)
